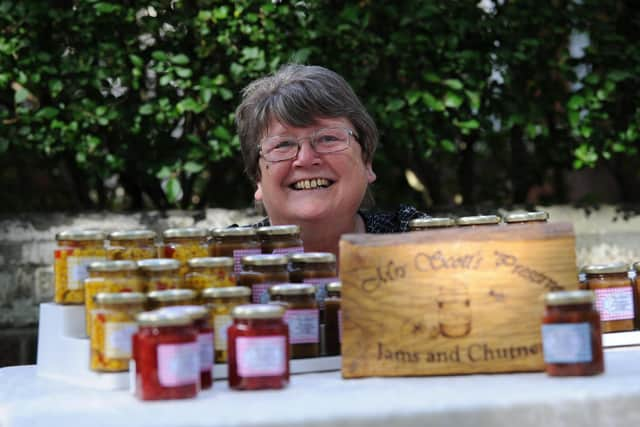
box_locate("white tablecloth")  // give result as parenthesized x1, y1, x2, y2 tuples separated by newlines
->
(2, 348, 640, 427)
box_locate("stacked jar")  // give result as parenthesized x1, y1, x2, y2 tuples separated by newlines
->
(324, 281, 342, 356)
(237, 254, 289, 304)
(161, 228, 209, 276)
(107, 229, 157, 260)
(137, 259, 182, 291)
(209, 227, 261, 274)
(257, 225, 304, 255)
(147, 289, 197, 310)
(289, 252, 337, 319)
(184, 257, 235, 294)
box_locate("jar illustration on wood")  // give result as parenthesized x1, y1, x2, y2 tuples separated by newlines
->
(437, 281, 471, 338)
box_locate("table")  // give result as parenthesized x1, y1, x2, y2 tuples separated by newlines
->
(2, 348, 640, 427)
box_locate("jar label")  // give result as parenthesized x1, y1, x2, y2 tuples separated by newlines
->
(214, 315, 233, 351)
(236, 336, 286, 377)
(232, 248, 261, 273)
(198, 332, 214, 370)
(303, 277, 338, 309)
(541, 322, 592, 363)
(284, 309, 320, 344)
(594, 287, 635, 321)
(157, 342, 199, 387)
(66, 255, 105, 289)
(252, 281, 278, 304)
(105, 322, 137, 359)
(272, 246, 304, 255)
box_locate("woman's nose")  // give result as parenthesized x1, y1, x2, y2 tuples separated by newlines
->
(293, 139, 320, 166)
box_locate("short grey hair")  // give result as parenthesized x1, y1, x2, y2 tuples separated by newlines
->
(235, 64, 378, 184)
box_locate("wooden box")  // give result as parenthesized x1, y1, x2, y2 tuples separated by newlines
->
(339, 222, 577, 378)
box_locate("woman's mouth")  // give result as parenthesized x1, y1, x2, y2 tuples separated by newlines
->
(290, 178, 334, 190)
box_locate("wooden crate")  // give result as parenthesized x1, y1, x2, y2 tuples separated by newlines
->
(339, 222, 577, 378)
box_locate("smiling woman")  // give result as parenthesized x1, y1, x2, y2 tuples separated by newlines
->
(235, 64, 426, 258)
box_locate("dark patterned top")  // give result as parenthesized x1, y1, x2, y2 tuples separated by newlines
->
(250, 204, 428, 233)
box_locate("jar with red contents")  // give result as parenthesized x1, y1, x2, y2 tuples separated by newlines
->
(227, 304, 289, 390)
(132, 310, 200, 400)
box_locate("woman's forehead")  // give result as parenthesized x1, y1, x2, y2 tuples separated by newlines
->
(263, 117, 353, 137)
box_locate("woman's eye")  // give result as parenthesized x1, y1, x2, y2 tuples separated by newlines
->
(273, 140, 297, 150)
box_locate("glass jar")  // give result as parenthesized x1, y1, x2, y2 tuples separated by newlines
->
(209, 227, 261, 274)
(84, 260, 142, 336)
(541, 290, 604, 376)
(455, 214, 501, 227)
(237, 254, 289, 304)
(137, 258, 182, 292)
(324, 281, 342, 356)
(584, 262, 635, 333)
(257, 225, 304, 255)
(227, 304, 289, 390)
(269, 283, 319, 359)
(54, 230, 107, 304)
(161, 228, 210, 276)
(184, 257, 235, 293)
(90, 292, 146, 372)
(107, 229, 157, 260)
(133, 310, 199, 400)
(289, 252, 337, 316)
(408, 217, 456, 231)
(504, 211, 549, 224)
(147, 289, 197, 310)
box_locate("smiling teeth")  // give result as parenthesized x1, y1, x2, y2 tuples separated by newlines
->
(293, 178, 330, 190)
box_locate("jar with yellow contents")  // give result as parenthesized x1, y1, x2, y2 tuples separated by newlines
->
(137, 258, 182, 292)
(201, 286, 251, 363)
(107, 229, 157, 260)
(147, 289, 197, 310)
(90, 292, 146, 372)
(161, 228, 210, 276)
(54, 230, 107, 304)
(184, 257, 235, 293)
(84, 260, 142, 336)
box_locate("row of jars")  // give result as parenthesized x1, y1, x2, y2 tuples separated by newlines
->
(408, 211, 549, 230)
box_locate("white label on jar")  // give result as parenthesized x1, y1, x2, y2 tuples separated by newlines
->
(214, 315, 232, 351)
(272, 246, 304, 255)
(303, 277, 338, 309)
(594, 287, 635, 321)
(67, 256, 105, 289)
(338, 309, 342, 343)
(198, 332, 214, 370)
(232, 248, 261, 273)
(542, 322, 592, 363)
(252, 282, 277, 304)
(284, 309, 319, 344)
(236, 336, 286, 377)
(157, 342, 199, 387)
(105, 322, 137, 359)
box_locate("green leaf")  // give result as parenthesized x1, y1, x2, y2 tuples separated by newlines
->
(170, 54, 190, 65)
(183, 161, 204, 174)
(568, 95, 584, 110)
(423, 72, 440, 83)
(444, 92, 463, 109)
(175, 67, 192, 78)
(443, 79, 463, 90)
(454, 119, 480, 130)
(36, 107, 59, 120)
(465, 90, 480, 111)
(440, 139, 456, 153)
(94, 2, 120, 14)
(152, 51, 168, 62)
(213, 126, 231, 141)
(156, 166, 172, 179)
(139, 104, 153, 115)
(129, 54, 144, 68)
(406, 90, 423, 106)
(612, 143, 626, 152)
(609, 70, 631, 82)
(177, 98, 201, 113)
(422, 93, 445, 111)
(49, 80, 63, 97)
(15, 88, 29, 104)
(386, 99, 405, 112)
(164, 177, 182, 203)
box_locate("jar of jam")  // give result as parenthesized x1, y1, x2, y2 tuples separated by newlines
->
(161, 228, 210, 276)
(227, 304, 289, 390)
(237, 254, 289, 304)
(201, 286, 251, 363)
(133, 310, 199, 400)
(455, 214, 501, 227)
(289, 252, 337, 316)
(107, 229, 157, 261)
(84, 260, 142, 336)
(408, 217, 455, 231)
(541, 290, 604, 376)
(54, 230, 107, 304)
(324, 281, 342, 356)
(256, 225, 304, 255)
(147, 289, 197, 310)
(584, 262, 635, 333)
(504, 211, 549, 224)
(137, 258, 182, 292)
(209, 227, 261, 274)
(90, 292, 146, 372)
(184, 257, 235, 293)
(269, 283, 319, 359)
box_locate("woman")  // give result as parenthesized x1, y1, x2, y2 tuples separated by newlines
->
(236, 64, 425, 256)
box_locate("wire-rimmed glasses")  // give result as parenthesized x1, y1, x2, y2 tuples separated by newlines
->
(259, 127, 357, 162)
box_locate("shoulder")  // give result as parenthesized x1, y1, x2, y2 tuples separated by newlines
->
(359, 204, 428, 233)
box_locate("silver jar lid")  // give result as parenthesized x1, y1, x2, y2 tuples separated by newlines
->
(187, 257, 234, 269)
(456, 215, 501, 226)
(137, 258, 180, 271)
(87, 260, 138, 272)
(409, 217, 456, 229)
(583, 262, 630, 275)
(241, 254, 289, 266)
(256, 225, 301, 236)
(545, 290, 595, 306)
(326, 281, 342, 293)
(136, 310, 193, 327)
(94, 291, 146, 305)
(289, 252, 336, 264)
(503, 211, 549, 223)
(232, 304, 285, 319)
(269, 283, 315, 296)
(157, 304, 209, 320)
(162, 227, 209, 239)
(211, 227, 257, 237)
(108, 229, 156, 241)
(147, 289, 197, 302)
(201, 286, 251, 299)
(56, 229, 106, 241)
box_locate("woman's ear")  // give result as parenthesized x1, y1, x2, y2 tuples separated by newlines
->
(254, 182, 263, 201)
(366, 163, 377, 184)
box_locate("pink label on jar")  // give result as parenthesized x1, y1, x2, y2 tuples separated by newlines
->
(252, 282, 278, 304)
(236, 336, 286, 377)
(594, 287, 635, 321)
(233, 248, 261, 273)
(157, 342, 199, 387)
(284, 309, 319, 344)
(272, 246, 304, 255)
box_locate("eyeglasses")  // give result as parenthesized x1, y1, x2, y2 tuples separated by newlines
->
(259, 127, 357, 163)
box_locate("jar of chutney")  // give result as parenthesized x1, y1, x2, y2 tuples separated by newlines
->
(161, 228, 210, 276)
(107, 229, 157, 261)
(209, 227, 261, 274)
(584, 262, 635, 333)
(147, 289, 197, 310)
(137, 258, 182, 292)
(324, 281, 342, 356)
(237, 254, 289, 304)
(184, 257, 235, 293)
(257, 225, 304, 255)
(289, 252, 337, 315)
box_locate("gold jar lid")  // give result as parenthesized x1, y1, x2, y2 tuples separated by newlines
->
(545, 290, 595, 306)
(94, 291, 146, 305)
(503, 211, 549, 223)
(158, 304, 209, 320)
(187, 257, 234, 268)
(56, 229, 106, 241)
(137, 258, 181, 271)
(87, 260, 138, 272)
(289, 252, 336, 264)
(326, 281, 342, 293)
(256, 225, 300, 236)
(456, 215, 501, 226)
(211, 227, 257, 237)
(147, 289, 197, 302)
(269, 283, 315, 296)
(136, 310, 193, 327)
(108, 229, 157, 240)
(583, 262, 630, 275)
(232, 304, 285, 319)
(162, 227, 209, 239)
(409, 217, 456, 229)
(241, 254, 289, 266)
(201, 286, 251, 299)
